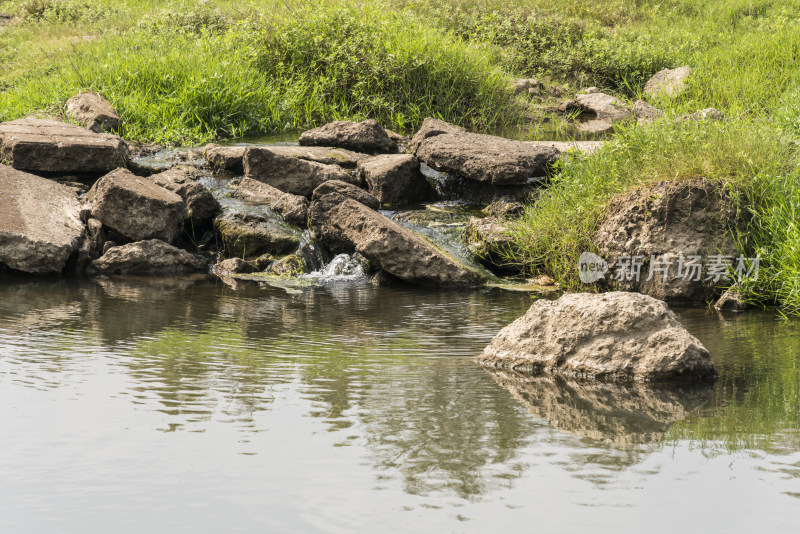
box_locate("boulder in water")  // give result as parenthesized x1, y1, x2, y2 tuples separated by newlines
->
(243, 147, 356, 197)
(89, 239, 207, 275)
(299, 119, 398, 154)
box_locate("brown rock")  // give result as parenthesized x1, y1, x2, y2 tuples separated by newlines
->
(406, 118, 465, 154)
(311, 180, 379, 210)
(215, 211, 300, 259)
(64, 92, 121, 133)
(0, 165, 84, 273)
(633, 100, 664, 124)
(243, 147, 356, 197)
(713, 288, 749, 312)
(358, 154, 431, 207)
(86, 168, 186, 243)
(205, 144, 245, 173)
(477, 292, 716, 382)
(299, 119, 398, 154)
(90, 239, 207, 275)
(213, 257, 254, 275)
(0, 118, 127, 174)
(465, 216, 518, 274)
(574, 92, 632, 120)
(233, 178, 309, 227)
(150, 167, 220, 227)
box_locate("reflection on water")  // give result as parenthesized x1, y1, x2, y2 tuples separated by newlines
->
(1, 277, 799, 532)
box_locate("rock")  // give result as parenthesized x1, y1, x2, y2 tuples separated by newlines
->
(527, 140, 604, 156)
(64, 92, 121, 133)
(357, 154, 431, 207)
(583, 86, 600, 94)
(384, 129, 410, 150)
(574, 92, 632, 120)
(213, 257, 254, 275)
(477, 292, 716, 382)
(0, 165, 84, 274)
(309, 193, 484, 286)
(298, 119, 398, 154)
(633, 100, 664, 124)
(233, 178, 309, 227)
(465, 216, 518, 274)
(86, 168, 186, 243)
(150, 167, 220, 228)
(311, 180, 379, 210)
(714, 288, 749, 312)
(593, 180, 740, 306)
(243, 147, 356, 197)
(510, 78, 541, 94)
(644, 66, 691, 99)
(558, 100, 581, 114)
(204, 144, 245, 173)
(406, 118, 466, 154)
(0, 118, 127, 175)
(684, 108, 725, 121)
(416, 132, 559, 185)
(215, 211, 300, 259)
(89, 239, 207, 275)
(486, 369, 713, 446)
(575, 119, 614, 135)
(421, 163, 539, 205)
(269, 254, 306, 276)
(482, 199, 525, 219)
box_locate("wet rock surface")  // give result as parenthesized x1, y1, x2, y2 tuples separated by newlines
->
(215, 211, 300, 259)
(86, 168, 186, 243)
(233, 178, 310, 227)
(0, 165, 85, 274)
(465, 216, 518, 274)
(243, 147, 356, 197)
(150, 167, 220, 228)
(0, 118, 127, 175)
(64, 92, 121, 134)
(358, 154, 432, 207)
(90, 239, 207, 275)
(299, 119, 398, 155)
(477, 292, 716, 382)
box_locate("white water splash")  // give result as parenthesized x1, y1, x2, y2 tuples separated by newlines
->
(304, 253, 369, 282)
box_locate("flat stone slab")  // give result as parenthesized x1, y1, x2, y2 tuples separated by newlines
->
(299, 119, 398, 154)
(0, 118, 127, 174)
(0, 165, 84, 273)
(243, 147, 357, 197)
(205, 144, 368, 173)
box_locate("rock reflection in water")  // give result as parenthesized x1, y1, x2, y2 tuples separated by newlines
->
(487, 368, 714, 447)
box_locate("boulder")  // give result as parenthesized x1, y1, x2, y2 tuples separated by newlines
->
(644, 66, 691, 99)
(0, 165, 84, 274)
(215, 211, 300, 259)
(269, 254, 307, 276)
(150, 167, 220, 228)
(384, 129, 410, 150)
(89, 239, 207, 275)
(465, 216, 518, 274)
(243, 147, 356, 197)
(0, 118, 127, 174)
(482, 199, 525, 219)
(309, 193, 483, 286)
(206, 144, 369, 173)
(233, 178, 309, 227)
(633, 100, 664, 124)
(311, 180, 379, 210)
(713, 288, 749, 312)
(212, 257, 254, 275)
(64, 92, 121, 133)
(593, 180, 739, 305)
(86, 168, 186, 243)
(205, 144, 245, 173)
(416, 132, 559, 185)
(477, 292, 716, 382)
(357, 154, 431, 207)
(298, 119, 398, 154)
(406, 118, 466, 154)
(574, 92, 632, 120)
(421, 163, 539, 205)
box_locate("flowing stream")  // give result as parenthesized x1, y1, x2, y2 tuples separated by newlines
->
(1, 276, 799, 533)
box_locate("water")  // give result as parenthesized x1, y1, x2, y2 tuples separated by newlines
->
(1, 277, 799, 533)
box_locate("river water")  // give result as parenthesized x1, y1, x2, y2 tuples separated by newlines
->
(1, 276, 798, 533)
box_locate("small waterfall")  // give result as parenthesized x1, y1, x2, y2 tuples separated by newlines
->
(305, 253, 369, 282)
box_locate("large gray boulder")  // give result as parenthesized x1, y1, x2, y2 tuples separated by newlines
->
(64, 92, 121, 133)
(150, 167, 220, 228)
(0, 118, 127, 174)
(477, 292, 716, 382)
(593, 180, 739, 305)
(644, 66, 691, 99)
(215, 211, 300, 259)
(243, 147, 356, 197)
(309, 193, 483, 287)
(89, 239, 207, 275)
(574, 92, 632, 120)
(0, 165, 84, 274)
(406, 118, 466, 154)
(416, 132, 559, 185)
(358, 154, 431, 207)
(311, 180, 380, 210)
(233, 178, 309, 227)
(86, 168, 186, 243)
(299, 119, 398, 154)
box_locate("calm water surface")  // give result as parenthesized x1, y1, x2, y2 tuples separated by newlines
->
(1, 277, 798, 533)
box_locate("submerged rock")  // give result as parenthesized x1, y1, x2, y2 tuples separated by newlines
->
(0, 165, 84, 274)
(233, 178, 310, 227)
(64, 92, 121, 134)
(86, 168, 186, 243)
(416, 132, 559, 185)
(150, 166, 220, 228)
(358, 154, 432, 207)
(243, 147, 356, 197)
(593, 180, 739, 305)
(299, 119, 398, 155)
(406, 118, 466, 154)
(311, 180, 379, 210)
(309, 193, 483, 286)
(644, 66, 691, 99)
(90, 239, 207, 275)
(574, 92, 632, 120)
(0, 118, 127, 175)
(477, 292, 716, 382)
(215, 211, 300, 259)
